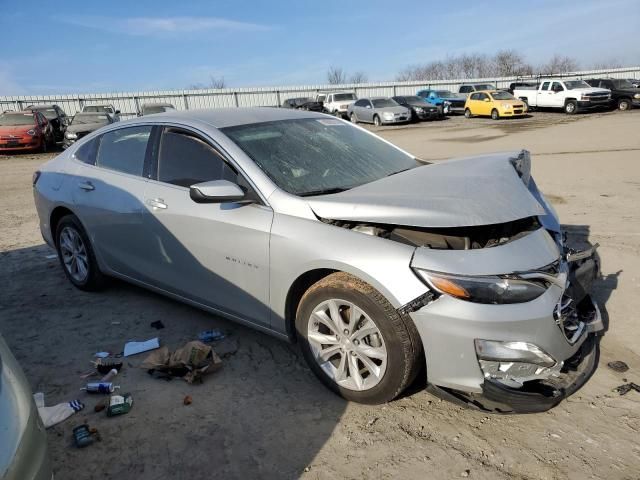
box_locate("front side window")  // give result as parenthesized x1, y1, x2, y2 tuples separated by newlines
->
(541, 82, 550, 91)
(470, 93, 480, 101)
(333, 93, 356, 101)
(95, 126, 152, 176)
(221, 118, 420, 196)
(157, 129, 237, 187)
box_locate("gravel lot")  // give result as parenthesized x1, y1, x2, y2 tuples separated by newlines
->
(1, 110, 639, 479)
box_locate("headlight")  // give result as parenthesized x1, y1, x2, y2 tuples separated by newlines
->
(501, 103, 511, 109)
(26, 129, 36, 136)
(65, 132, 77, 140)
(415, 107, 424, 113)
(444, 100, 451, 106)
(634, 93, 640, 99)
(475, 339, 555, 367)
(413, 270, 548, 304)
(382, 112, 394, 119)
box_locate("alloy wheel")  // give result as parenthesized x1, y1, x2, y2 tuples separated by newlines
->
(59, 226, 89, 283)
(307, 298, 388, 391)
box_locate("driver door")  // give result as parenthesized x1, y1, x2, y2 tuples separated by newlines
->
(142, 126, 273, 327)
(550, 82, 565, 107)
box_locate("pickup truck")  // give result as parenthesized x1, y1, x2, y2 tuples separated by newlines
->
(316, 92, 357, 118)
(513, 79, 610, 114)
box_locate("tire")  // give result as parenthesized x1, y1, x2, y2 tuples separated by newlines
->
(40, 138, 48, 153)
(464, 108, 472, 119)
(373, 115, 381, 126)
(565, 100, 577, 114)
(55, 214, 106, 291)
(296, 272, 423, 404)
(491, 108, 499, 120)
(350, 113, 358, 124)
(618, 98, 631, 111)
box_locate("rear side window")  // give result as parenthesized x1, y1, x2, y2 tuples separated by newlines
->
(74, 138, 99, 165)
(95, 126, 152, 176)
(157, 129, 237, 187)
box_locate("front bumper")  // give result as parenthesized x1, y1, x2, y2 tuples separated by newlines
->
(415, 109, 442, 120)
(410, 243, 603, 413)
(577, 100, 610, 110)
(381, 114, 410, 124)
(0, 138, 42, 152)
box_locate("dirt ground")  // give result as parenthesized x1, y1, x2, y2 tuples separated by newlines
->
(1, 110, 639, 480)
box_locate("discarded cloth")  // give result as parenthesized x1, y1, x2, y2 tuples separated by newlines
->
(33, 392, 85, 428)
(141, 340, 222, 383)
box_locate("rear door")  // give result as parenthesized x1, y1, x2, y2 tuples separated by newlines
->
(71, 125, 155, 279)
(142, 126, 273, 327)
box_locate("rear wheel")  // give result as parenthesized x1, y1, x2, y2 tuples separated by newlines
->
(373, 115, 381, 126)
(565, 100, 577, 114)
(618, 98, 631, 111)
(464, 108, 472, 119)
(491, 108, 500, 120)
(296, 272, 423, 404)
(55, 215, 105, 291)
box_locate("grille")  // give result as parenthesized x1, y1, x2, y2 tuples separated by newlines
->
(554, 294, 585, 344)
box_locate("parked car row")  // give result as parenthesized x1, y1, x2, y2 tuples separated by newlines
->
(0, 102, 178, 153)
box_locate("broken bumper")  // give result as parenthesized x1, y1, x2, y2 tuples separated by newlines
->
(409, 242, 603, 413)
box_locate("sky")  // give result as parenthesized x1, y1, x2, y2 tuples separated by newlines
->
(0, 0, 639, 95)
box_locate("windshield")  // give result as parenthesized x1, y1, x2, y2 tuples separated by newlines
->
(404, 96, 425, 103)
(490, 91, 515, 100)
(435, 91, 453, 97)
(565, 81, 591, 90)
(29, 107, 57, 119)
(0, 113, 35, 126)
(333, 93, 356, 101)
(372, 99, 398, 108)
(84, 106, 114, 113)
(293, 98, 314, 105)
(221, 118, 420, 196)
(612, 79, 634, 89)
(144, 105, 174, 114)
(475, 84, 494, 90)
(71, 114, 110, 125)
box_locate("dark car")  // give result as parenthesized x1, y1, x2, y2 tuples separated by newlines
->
(140, 103, 176, 116)
(26, 104, 68, 142)
(63, 112, 115, 148)
(507, 82, 538, 95)
(281, 97, 324, 112)
(585, 78, 640, 111)
(392, 96, 444, 121)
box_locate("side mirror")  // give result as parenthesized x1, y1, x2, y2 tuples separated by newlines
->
(484, 98, 490, 102)
(115, 110, 121, 114)
(366, 105, 371, 109)
(190, 180, 246, 203)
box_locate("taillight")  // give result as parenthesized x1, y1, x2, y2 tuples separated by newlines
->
(32, 171, 41, 186)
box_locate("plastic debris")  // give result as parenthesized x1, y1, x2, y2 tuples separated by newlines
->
(95, 352, 111, 358)
(614, 383, 640, 395)
(107, 393, 133, 416)
(123, 337, 160, 357)
(607, 361, 629, 373)
(95, 358, 123, 375)
(73, 424, 100, 448)
(150, 320, 165, 330)
(198, 329, 225, 342)
(100, 368, 119, 382)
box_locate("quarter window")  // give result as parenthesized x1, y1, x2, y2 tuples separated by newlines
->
(157, 129, 237, 187)
(95, 126, 152, 176)
(75, 137, 99, 165)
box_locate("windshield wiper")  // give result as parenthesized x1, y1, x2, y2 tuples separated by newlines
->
(298, 187, 349, 197)
(386, 167, 414, 177)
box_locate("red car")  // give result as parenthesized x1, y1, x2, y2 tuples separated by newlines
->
(0, 110, 54, 153)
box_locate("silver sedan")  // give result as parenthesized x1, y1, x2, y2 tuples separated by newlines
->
(347, 97, 411, 126)
(33, 108, 603, 409)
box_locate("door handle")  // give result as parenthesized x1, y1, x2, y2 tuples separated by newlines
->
(146, 198, 168, 209)
(78, 181, 94, 191)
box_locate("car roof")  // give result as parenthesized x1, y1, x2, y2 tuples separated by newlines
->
(143, 102, 174, 107)
(26, 104, 57, 109)
(121, 107, 328, 129)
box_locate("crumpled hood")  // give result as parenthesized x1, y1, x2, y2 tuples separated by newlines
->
(307, 151, 546, 228)
(67, 122, 108, 134)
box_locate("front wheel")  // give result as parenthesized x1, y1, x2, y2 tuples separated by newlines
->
(350, 113, 358, 124)
(296, 272, 423, 404)
(373, 115, 381, 126)
(55, 214, 106, 291)
(464, 108, 472, 119)
(491, 108, 499, 120)
(565, 100, 577, 114)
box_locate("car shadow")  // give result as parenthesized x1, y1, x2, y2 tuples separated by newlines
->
(1, 174, 348, 479)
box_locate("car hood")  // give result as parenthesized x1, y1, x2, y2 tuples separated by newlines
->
(375, 106, 410, 114)
(0, 126, 33, 135)
(67, 122, 108, 134)
(306, 151, 546, 228)
(577, 87, 610, 94)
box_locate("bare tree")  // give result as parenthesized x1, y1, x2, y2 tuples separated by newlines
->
(591, 58, 623, 70)
(493, 50, 533, 77)
(327, 66, 347, 84)
(188, 75, 227, 90)
(349, 71, 368, 84)
(538, 55, 579, 75)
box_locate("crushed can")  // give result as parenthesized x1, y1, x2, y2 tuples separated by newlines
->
(83, 382, 118, 394)
(106, 393, 133, 416)
(73, 424, 94, 448)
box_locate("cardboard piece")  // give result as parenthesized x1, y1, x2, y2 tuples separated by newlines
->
(141, 341, 222, 383)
